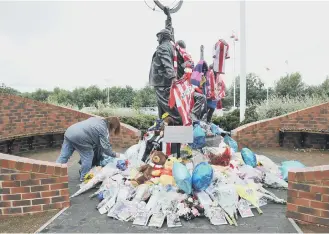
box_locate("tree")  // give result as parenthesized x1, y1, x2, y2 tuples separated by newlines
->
(120, 86, 136, 107)
(84, 86, 104, 107)
(304, 85, 321, 97)
(0, 84, 20, 95)
(26, 89, 51, 102)
(319, 76, 329, 96)
(71, 87, 87, 109)
(225, 73, 268, 107)
(48, 87, 73, 105)
(132, 85, 157, 109)
(274, 72, 305, 97)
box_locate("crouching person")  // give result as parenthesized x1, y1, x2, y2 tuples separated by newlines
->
(56, 116, 121, 182)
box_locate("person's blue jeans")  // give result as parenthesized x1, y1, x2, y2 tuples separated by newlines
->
(56, 137, 94, 182)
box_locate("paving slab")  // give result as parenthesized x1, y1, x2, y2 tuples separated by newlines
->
(40, 153, 297, 233)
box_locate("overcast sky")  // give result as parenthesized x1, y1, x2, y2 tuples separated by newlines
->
(1, 0, 328, 92)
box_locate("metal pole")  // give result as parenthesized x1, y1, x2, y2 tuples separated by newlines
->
(266, 87, 269, 106)
(107, 86, 109, 105)
(239, 0, 246, 122)
(233, 40, 236, 108)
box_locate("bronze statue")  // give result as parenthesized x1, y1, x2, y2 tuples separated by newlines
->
(149, 7, 181, 125)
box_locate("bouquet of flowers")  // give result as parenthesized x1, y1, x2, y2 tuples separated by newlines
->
(177, 196, 205, 221)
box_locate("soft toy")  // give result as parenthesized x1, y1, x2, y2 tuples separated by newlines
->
(130, 151, 167, 186)
(159, 157, 182, 186)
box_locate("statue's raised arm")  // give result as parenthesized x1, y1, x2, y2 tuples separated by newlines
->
(163, 7, 174, 41)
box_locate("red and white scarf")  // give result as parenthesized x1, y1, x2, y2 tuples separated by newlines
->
(174, 43, 193, 64)
(170, 41, 194, 76)
(168, 76, 195, 126)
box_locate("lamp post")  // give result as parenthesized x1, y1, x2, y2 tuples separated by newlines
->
(104, 79, 110, 105)
(239, 0, 247, 122)
(265, 67, 270, 106)
(230, 32, 239, 109)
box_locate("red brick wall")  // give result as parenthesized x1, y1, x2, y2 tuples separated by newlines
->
(0, 153, 70, 218)
(287, 165, 329, 226)
(0, 93, 140, 152)
(232, 102, 329, 149)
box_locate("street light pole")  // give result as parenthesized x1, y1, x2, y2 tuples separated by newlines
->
(239, 0, 247, 122)
(104, 79, 110, 105)
(230, 32, 239, 109)
(107, 86, 109, 105)
(265, 67, 270, 107)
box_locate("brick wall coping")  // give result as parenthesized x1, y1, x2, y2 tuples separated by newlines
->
(232, 101, 329, 134)
(0, 93, 97, 117)
(289, 165, 329, 174)
(0, 153, 67, 171)
(121, 122, 141, 137)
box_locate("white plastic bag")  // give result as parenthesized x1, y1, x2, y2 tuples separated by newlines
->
(238, 165, 263, 183)
(256, 154, 281, 175)
(263, 172, 288, 189)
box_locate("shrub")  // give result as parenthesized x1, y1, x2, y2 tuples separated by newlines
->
(255, 94, 329, 120)
(212, 109, 240, 131)
(119, 115, 157, 131)
(212, 106, 259, 132)
(241, 105, 259, 125)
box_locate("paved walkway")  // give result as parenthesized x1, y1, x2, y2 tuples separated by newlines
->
(36, 151, 296, 233)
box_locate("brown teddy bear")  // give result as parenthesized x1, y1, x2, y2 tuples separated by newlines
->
(130, 150, 167, 186)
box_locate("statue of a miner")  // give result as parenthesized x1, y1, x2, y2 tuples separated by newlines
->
(149, 7, 182, 125)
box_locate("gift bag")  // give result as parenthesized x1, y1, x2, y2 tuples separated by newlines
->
(189, 124, 206, 149)
(279, 161, 305, 181)
(223, 135, 238, 153)
(241, 148, 257, 168)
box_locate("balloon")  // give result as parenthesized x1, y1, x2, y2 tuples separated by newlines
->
(241, 148, 257, 168)
(192, 162, 213, 191)
(280, 161, 305, 181)
(173, 162, 192, 194)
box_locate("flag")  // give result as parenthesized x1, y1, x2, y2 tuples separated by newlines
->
(168, 76, 195, 126)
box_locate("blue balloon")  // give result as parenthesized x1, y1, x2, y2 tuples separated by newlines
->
(192, 162, 213, 191)
(173, 162, 192, 194)
(241, 148, 257, 168)
(280, 161, 305, 181)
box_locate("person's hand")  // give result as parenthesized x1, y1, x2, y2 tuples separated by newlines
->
(164, 7, 170, 16)
(116, 153, 120, 158)
(171, 77, 178, 84)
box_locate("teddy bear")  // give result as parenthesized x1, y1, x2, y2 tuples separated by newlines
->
(130, 150, 167, 186)
(158, 156, 182, 186)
